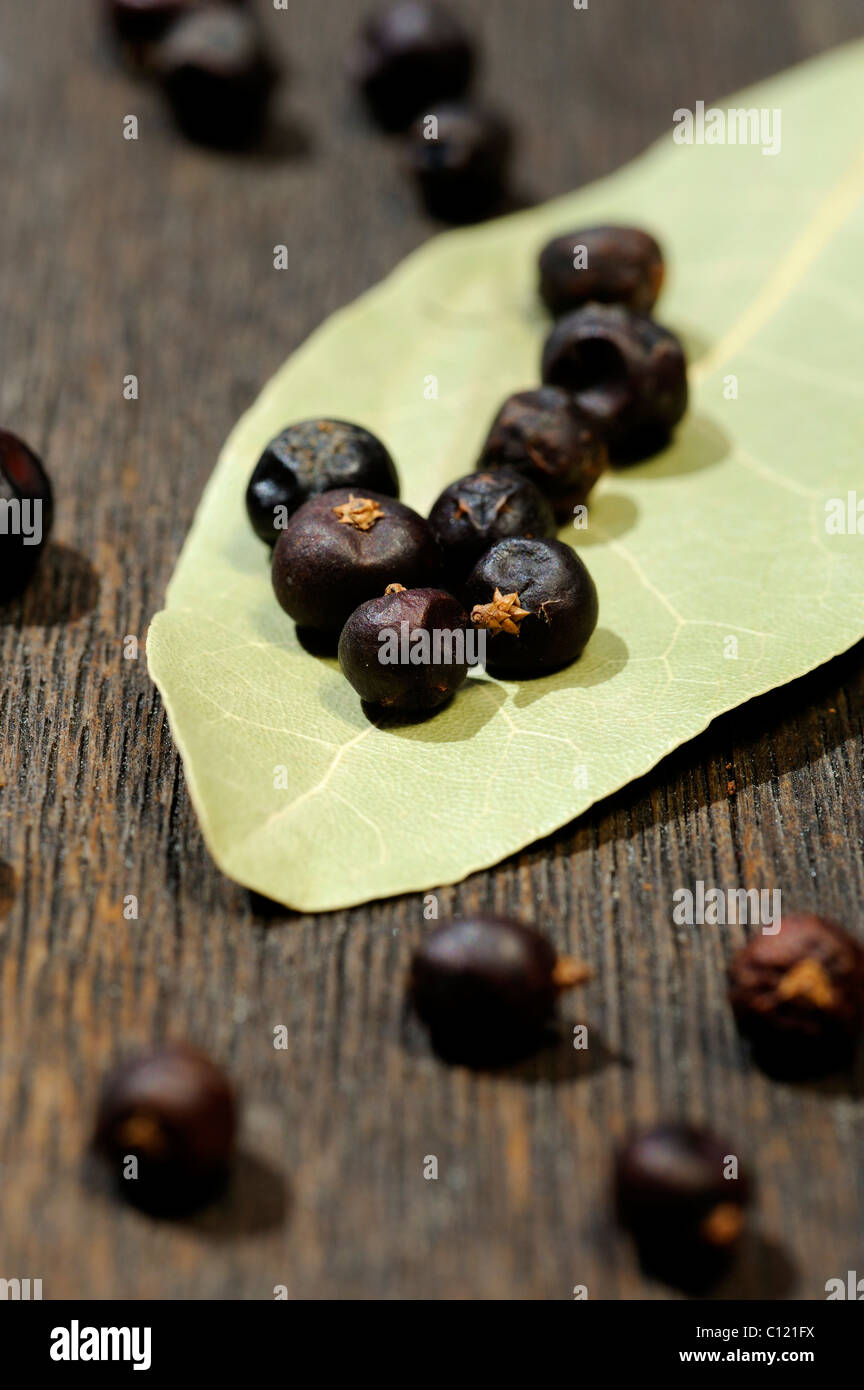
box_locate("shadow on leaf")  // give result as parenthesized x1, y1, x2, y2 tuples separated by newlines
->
(565, 491, 640, 546)
(509, 628, 629, 707)
(676, 324, 712, 364)
(624, 412, 731, 480)
(365, 673, 506, 743)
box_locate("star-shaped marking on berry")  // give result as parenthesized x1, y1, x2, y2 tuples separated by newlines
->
(470, 588, 531, 636)
(332, 495, 385, 531)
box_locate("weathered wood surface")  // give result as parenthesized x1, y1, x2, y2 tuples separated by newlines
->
(0, 0, 862, 1300)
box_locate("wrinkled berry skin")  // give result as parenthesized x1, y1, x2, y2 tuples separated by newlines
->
(615, 1124, 751, 1290)
(247, 420, 399, 547)
(428, 469, 556, 588)
(411, 917, 561, 1064)
(0, 430, 54, 603)
(465, 537, 598, 678)
(349, 2, 475, 131)
(539, 225, 664, 318)
(477, 386, 609, 522)
(408, 105, 511, 223)
(728, 914, 864, 1078)
(542, 303, 688, 462)
(339, 586, 469, 712)
(156, 8, 276, 148)
(94, 1044, 237, 1215)
(272, 488, 440, 635)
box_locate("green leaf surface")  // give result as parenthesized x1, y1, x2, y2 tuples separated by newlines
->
(148, 42, 864, 911)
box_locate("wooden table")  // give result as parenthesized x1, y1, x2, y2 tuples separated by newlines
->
(1, 0, 862, 1300)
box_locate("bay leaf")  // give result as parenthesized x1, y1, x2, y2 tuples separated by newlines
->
(148, 42, 864, 911)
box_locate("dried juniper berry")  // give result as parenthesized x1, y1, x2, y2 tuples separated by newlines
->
(0, 430, 54, 603)
(272, 488, 440, 635)
(156, 7, 276, 148)
(541, 303, 688, 462)
(407, 105, 511, 223)
(615, 1124, 752, 1290)
(246, 419, 399, 547)
(348, 2, 475, 131)
(339, 584, 470, 712)
(427, 469, 556, 588)
(538, 225, 664, 318)
(464, 537, 598, 677)
(477, 386, 609, 522)
(410, 916, 591, 1065)
(728, 913, 864, 1078)
(94, 1044, 237, 1215)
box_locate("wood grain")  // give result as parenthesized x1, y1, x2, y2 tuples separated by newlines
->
(0, 0, 862, 1300)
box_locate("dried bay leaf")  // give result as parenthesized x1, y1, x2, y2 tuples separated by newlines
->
(148, 43, 864, 911)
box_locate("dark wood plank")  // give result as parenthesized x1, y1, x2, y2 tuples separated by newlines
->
(0, 0, 862, 1299)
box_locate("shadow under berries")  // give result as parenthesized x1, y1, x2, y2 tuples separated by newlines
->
(295, 626, 340, 662)
(401, 1000, 622, 1082)
(626, 412, 731, 480)
(234, 111, 315, 165)
(563, 490, 639, 547)
(676, 324, 713, 366)
(625, 1230, 796, 1298)
(369, 673, 507, 741)
(318, 665, 505, 740)
(422, 183, 537, 229)
(0, 543, 99, 627)
(493, 1024, 625, 1084)
(82, 1144, 287, 1234)
(507, 629, 629, 708)
(703, 1231, 798, 1301)
(185, 1151, 289, 1239)
(734, 1034, 864, 1097)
